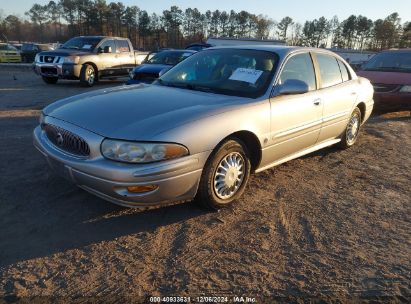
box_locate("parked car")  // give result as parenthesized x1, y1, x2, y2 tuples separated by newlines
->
(0, 43, 22, 63)
(33, 36, 147, 86)
(33, 46, 374, 209)
(11, 43, 22, 51)
(357, 49, 411, 112)
(21, 43, 54, 63)
(127, 50, 196, 84)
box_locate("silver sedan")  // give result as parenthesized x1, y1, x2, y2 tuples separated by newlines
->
(33, 46, 374, 209)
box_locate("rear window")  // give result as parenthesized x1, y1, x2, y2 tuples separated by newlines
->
(316, 54, 343, 88)
(116, 40, 130, 53)
(337, 60, 351, 82)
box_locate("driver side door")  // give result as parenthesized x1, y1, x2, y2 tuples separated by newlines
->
(268, 52, 323, 163)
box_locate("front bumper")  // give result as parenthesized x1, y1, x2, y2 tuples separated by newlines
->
(33, 117, 209, 208)
(0, 55, 21, 63)
(374, 92, 411, 112)
(34, 63, 82, 79)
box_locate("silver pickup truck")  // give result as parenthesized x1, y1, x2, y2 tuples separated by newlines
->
(33, 36, 148, 86)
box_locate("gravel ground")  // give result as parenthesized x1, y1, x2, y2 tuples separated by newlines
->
(0, 68, 410, 303)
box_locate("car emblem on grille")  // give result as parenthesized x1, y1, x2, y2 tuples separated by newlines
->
(56, 132, 64, 146)
(47, 57, 53, 63)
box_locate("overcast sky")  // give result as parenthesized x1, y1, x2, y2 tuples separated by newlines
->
(1, 0, 410, 23)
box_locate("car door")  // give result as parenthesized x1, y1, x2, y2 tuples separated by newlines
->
(96, 39, 118, 77)
(115, 39, 134, 74)
(268, 52, 323, 163)
(314, 53, 358, 143)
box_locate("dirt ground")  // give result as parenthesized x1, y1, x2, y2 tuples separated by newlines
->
(0, 67, 410, 303)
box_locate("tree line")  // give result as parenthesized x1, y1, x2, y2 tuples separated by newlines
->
(0, 0, 410, 51)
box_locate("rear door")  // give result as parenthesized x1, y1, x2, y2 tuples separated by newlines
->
(313, 53, 358, 143)
(115, 39, 135, 74)
(268, 52, 323, 163)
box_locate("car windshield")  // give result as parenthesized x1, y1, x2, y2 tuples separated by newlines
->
(0, 44, 17, 51)
(146, 51, 194, 65)
(61, 37, 102, 51)
(157, 49, 278, 98)
(363, 52, 411, 73)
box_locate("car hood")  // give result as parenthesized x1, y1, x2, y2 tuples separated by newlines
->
(357, 70, 411, 85)
(44, 84, 249, 140)
(133, 64, 170, 75)
(39, 49, 91, 56)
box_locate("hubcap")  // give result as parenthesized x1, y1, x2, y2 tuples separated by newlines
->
(346, 113, 360, 145)
(213, 152, 245, 200)
(87, 68, 95, 85)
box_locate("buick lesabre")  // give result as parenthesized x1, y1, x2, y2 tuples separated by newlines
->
(33, 46, 374, 209)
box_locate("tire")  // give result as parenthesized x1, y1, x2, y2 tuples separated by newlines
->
(338, 107, 362, 149)
(195, 139, 251, 210)
(80, 64, 96, 87)
(42, 76, 58, 84)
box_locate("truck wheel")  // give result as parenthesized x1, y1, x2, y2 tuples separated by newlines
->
(195, 139, 251, 210)
(42, 76, 58, 84)
(80, 64, 96, 87)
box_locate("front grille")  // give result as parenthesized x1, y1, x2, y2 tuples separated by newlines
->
(43, 124, 90, 157)
(372, 83, 401, 93)
(41, 67, 58, 75)
(44, 55, 55, 63)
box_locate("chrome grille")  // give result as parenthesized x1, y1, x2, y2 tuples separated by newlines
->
(372, 83, 401, 93)
(43, 124, 90, 157)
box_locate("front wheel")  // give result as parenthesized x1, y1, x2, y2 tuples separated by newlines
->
(80, 64, 96, 87)
(195, 139, 251, 210)
(338, 107, 362, 149)
(42, 76, 58, 84)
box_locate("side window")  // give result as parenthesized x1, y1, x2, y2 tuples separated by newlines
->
(116, 40, 130, 53)
(279, 53, 316, 91)
(98, 39, 117, 53)
(337, 60, 350, 82)
(316, 54, 343, 88)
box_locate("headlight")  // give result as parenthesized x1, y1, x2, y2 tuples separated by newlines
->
(399, 85, 411, 93)
(129, 70, 135, 79)
(101, 139, 189, 163)
(64, 56, 80, 64)
(34, 54, 40, 62)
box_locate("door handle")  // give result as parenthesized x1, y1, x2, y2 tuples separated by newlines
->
(313, 98, 321, 106)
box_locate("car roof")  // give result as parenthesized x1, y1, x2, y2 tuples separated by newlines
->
(380, 48, 411, 54)
(207, 45, 340, 58)
(156, 49, 197, 54)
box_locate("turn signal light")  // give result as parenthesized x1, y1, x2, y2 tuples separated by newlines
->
(126, 185, 158, 193)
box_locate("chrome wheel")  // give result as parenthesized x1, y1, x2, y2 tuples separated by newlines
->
(346, 113, 360, 145)
(213, 152, 245, 200)
(87, 68, 95, 85)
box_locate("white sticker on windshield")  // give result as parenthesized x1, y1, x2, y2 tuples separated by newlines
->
(82, 44, 92, 49)
(229, 68, 263, 84)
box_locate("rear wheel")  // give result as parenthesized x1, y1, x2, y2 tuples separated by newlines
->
(195, 139, 251, 210)
(80, 64, 96, 87)
(42, 76, 58, 84)
(339, 107, 362, 149)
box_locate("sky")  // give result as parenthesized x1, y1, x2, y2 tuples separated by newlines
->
(1, 0, 410, 23)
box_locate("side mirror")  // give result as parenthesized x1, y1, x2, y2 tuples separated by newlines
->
(158, 67, 171, 77)
(103, 46, 112, 53)
(277, 79, 309, 95)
